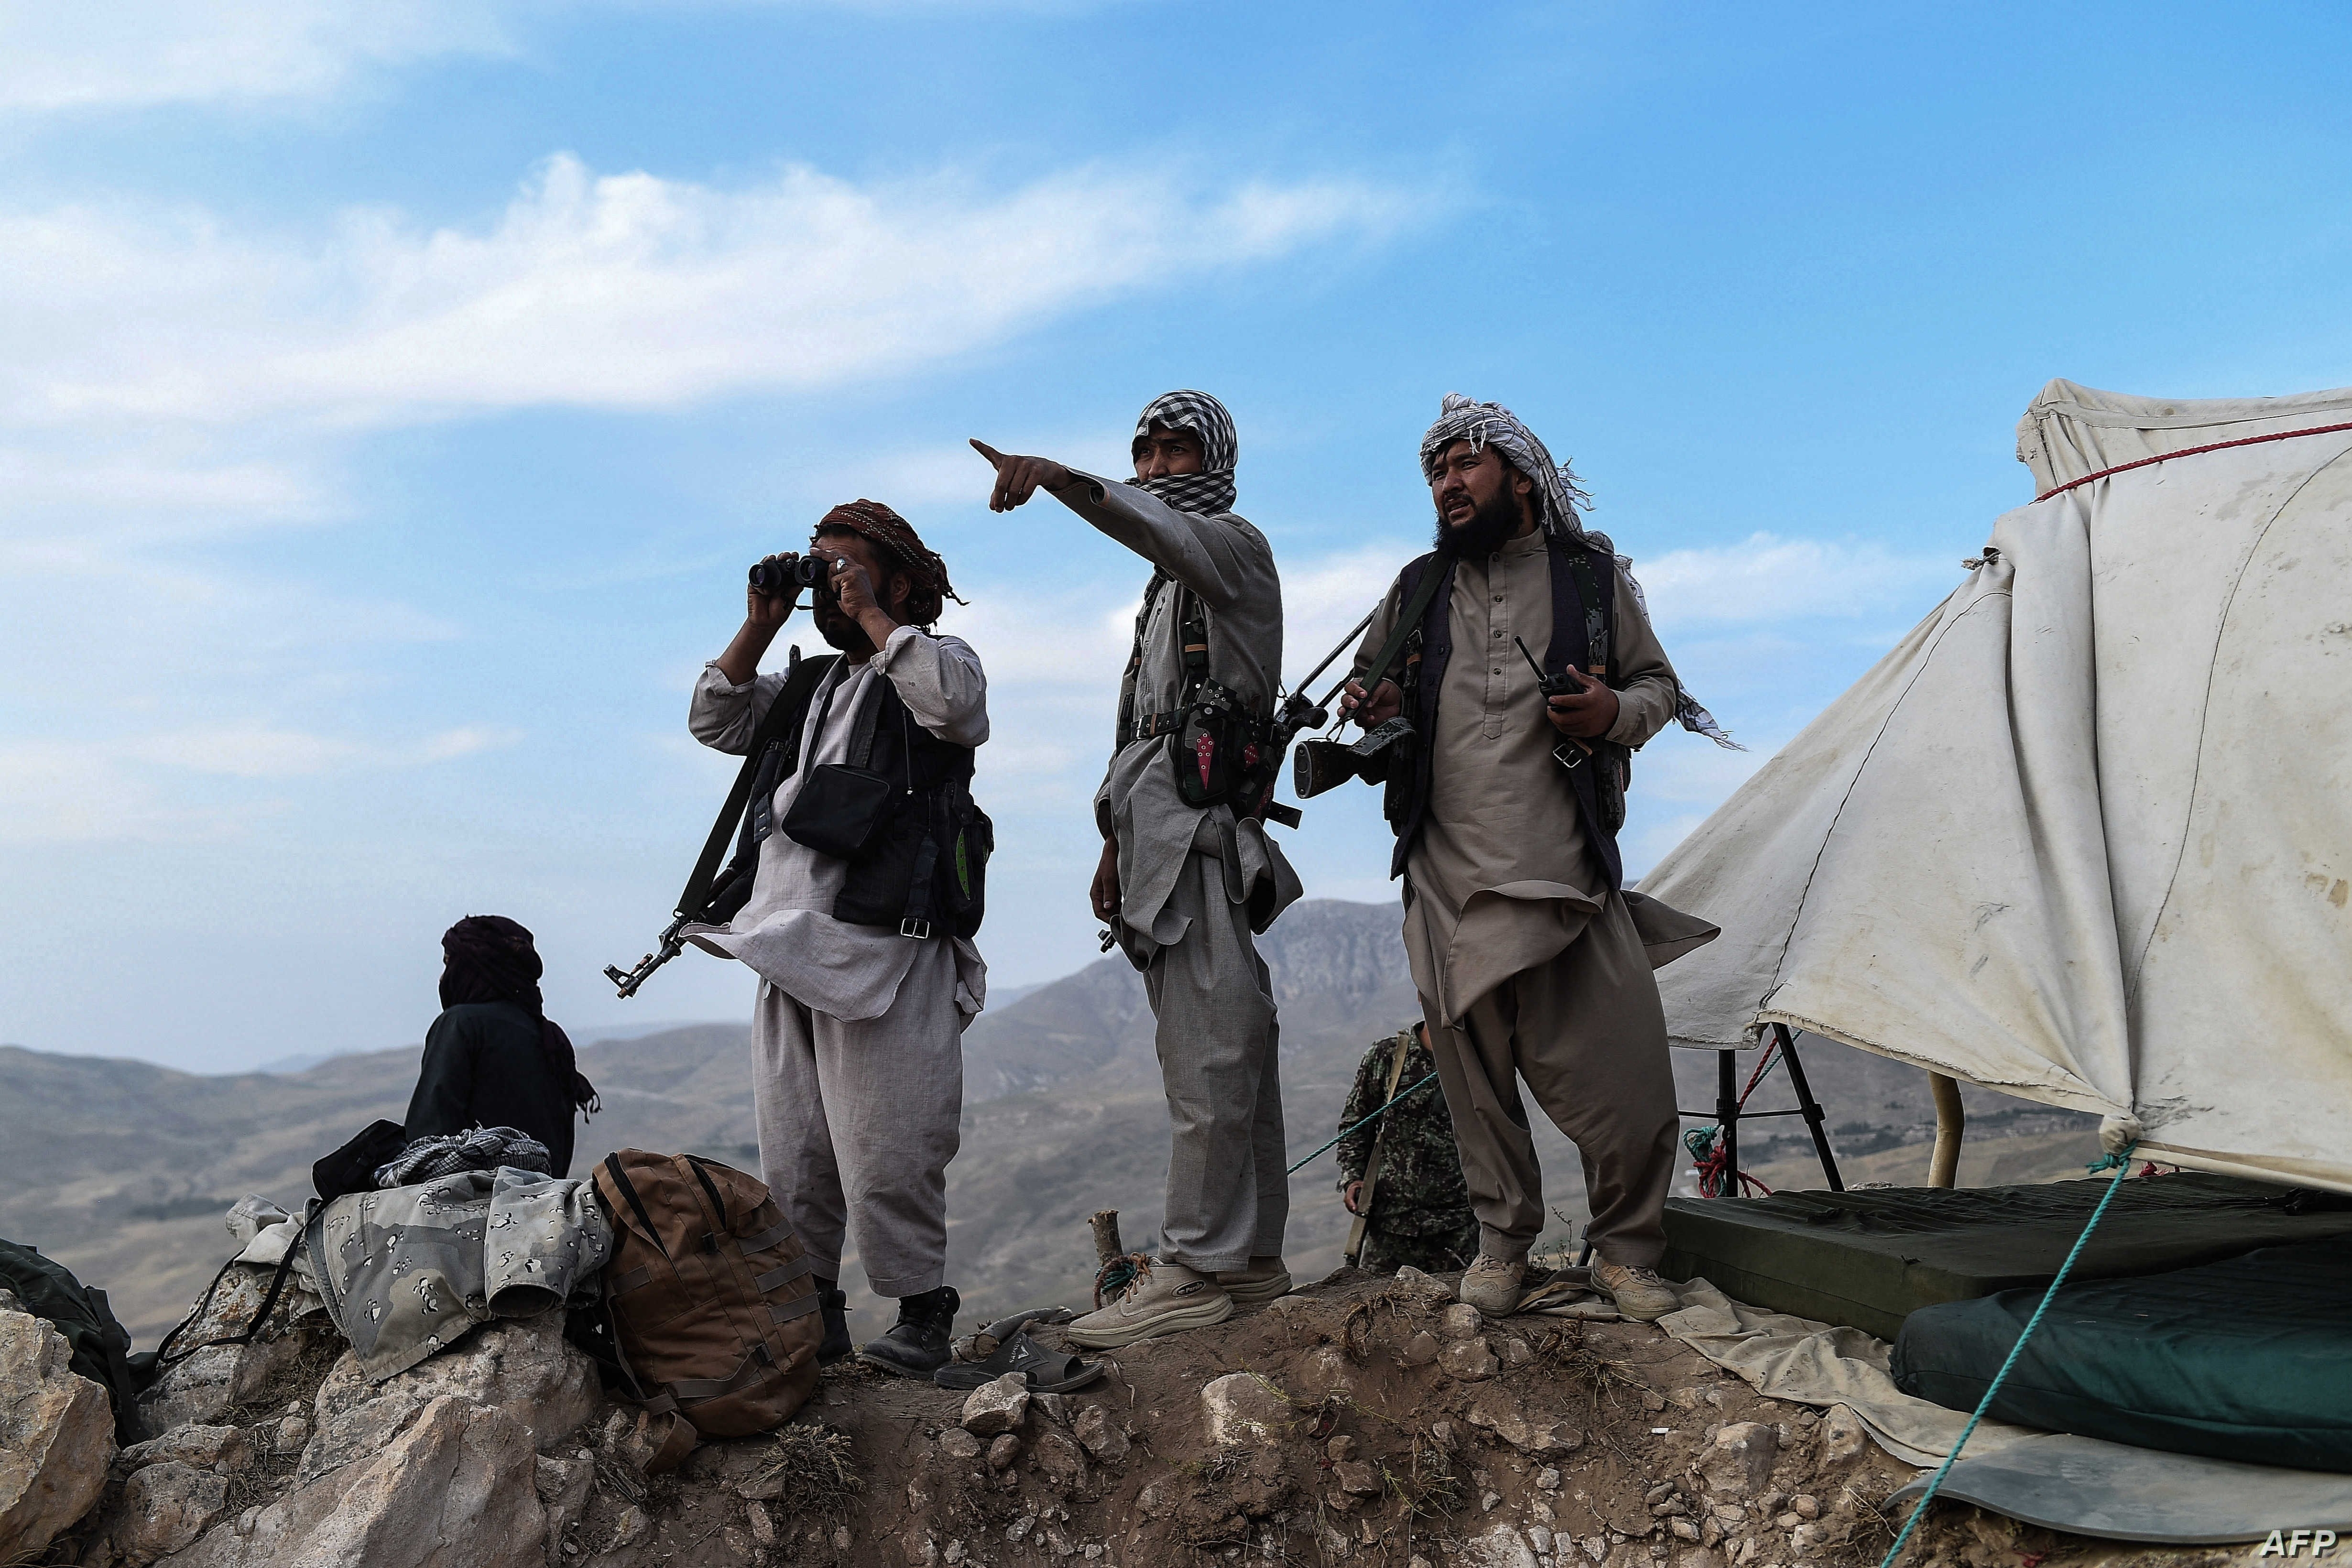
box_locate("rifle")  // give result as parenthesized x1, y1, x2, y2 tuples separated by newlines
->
(1247, 607, 1378, 828)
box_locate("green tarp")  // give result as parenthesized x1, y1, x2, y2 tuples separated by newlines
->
(1660, 1173, 2352, 1342)
(1893, 1236, 2352, 1474)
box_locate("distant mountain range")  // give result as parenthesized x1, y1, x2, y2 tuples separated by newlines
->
(0, 900, 2096, 1342)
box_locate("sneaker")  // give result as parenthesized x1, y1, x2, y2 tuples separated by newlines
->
(1219, 1256, 1293, 1308)
(857, 1286, 959, 1377)
(1458, 1254, 1525, 1316)
(1592, 1261, 1679, 1323)
(1067, 1260, 1233, 1348)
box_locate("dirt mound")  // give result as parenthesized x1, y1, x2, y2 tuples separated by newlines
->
(32, 1265, 2241, 1567)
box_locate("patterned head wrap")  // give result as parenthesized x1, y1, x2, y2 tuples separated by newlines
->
(1417, 392, 1743, 751)
(1127, 390, 1238, 515)
(814, 498, 963, 627)
(1418, 392, 1594, 541)
(439, 915, 598, 1114)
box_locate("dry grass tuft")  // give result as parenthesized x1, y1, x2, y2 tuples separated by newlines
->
(743, 1423, 861, 1518)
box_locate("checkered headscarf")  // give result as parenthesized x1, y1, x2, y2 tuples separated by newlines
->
(1418, 392, 1593, 540)
(1127, 390, 1238, 515)
(1418, 392, 1743, 751)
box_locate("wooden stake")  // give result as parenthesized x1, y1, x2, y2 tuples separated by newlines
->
(1089, 1210, 1124, 1264)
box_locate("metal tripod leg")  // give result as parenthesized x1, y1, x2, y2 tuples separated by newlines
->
(1773, 1023, 1845, 1192)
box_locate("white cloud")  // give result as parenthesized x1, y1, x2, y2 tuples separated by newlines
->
(0, 2, 1119, 113)
(0, 724, 522, 843)
(1633, 531, 1957, 631)
(0, 1, 514, 112)
(3, 154, 1423, 433)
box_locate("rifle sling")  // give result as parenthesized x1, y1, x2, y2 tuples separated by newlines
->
(674, 650, 836, 922)
(1361, 558, 1452, 696)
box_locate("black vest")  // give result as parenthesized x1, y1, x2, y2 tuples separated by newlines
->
(1383, 535, 1623, 889)
(715, 652, 992, 938)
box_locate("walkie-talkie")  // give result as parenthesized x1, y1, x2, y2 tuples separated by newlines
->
(1515, 636, 1588, 774)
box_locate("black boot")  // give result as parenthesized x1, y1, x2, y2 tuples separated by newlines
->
(856, 1285, 959, 1378)
(813, 1278, 851, 1365)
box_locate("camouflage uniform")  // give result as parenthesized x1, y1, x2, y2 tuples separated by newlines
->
(1336, 1027, 1481, 1275)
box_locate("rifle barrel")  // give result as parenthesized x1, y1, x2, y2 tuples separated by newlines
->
(1282, 609, 1376, 703)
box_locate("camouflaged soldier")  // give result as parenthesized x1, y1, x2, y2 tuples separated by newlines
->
(1336, 1024, 1480, 1274)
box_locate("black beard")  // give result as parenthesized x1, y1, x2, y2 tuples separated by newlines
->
(814, 603, 877, 657)
(1434, 488, 1525, 558)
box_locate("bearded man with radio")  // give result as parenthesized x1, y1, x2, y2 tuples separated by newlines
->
(684, 500, 990, 1378)
(974, 391, 1302, 1346)
(1339, 395, 1729, 1323)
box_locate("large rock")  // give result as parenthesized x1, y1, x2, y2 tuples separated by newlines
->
(106, 1460, 232, 1566)
(299, 1311, 599, 1482)
(1696, 1421, 1778, 1495)
(168, 1395, 546, 1568)
(1437, 1337, 1499, 1381)
(1200, 1372, 1292, 1448)
(137, 1264, 328, 1435)
(959, 1372, 1030, 1439)
(0, 1308, 116, 1561)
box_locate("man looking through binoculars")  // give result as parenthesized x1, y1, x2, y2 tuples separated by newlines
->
(686, 501, 989, 1378)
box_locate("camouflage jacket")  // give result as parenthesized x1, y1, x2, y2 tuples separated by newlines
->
(1335, 1027, 1474, 1236)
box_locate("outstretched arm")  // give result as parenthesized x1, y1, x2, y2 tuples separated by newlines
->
(970, 437, 1263, 610)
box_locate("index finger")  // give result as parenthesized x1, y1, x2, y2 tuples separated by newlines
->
(969, 438, 1006, 468)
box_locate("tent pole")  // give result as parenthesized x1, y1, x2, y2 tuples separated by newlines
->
(1714, 1049, 1741, 1196)
(1773, 1024, 1845, 1192)
(1927, 1072, 1966, 1187)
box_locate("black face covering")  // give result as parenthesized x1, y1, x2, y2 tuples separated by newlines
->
(1433, 481, 1527, 559)
(438, 915, 597, 1116)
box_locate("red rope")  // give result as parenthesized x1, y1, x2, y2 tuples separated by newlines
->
(1688, 1040, 1783, 1198)
(2033, 419, 2352, 502)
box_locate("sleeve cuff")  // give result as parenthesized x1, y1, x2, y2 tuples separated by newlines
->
(698, 660, 757, 695)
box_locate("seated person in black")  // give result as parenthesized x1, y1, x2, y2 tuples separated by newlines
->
(405, 915, 598, 1176)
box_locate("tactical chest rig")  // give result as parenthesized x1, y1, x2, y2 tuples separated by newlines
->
(1116, 572, 1280, 816)
(607, 645, 995, 997)
(1375, 534, 1631, 886)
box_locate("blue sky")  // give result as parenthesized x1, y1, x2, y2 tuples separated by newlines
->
(3, 1, 2348, 1071)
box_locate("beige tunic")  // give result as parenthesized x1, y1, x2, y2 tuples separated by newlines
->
(1053, 473, 1301, 947)
(1351, 528, 1692, 1021)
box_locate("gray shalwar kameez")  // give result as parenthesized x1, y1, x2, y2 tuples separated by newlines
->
(1354, 527, 1715, 1268)
(685, 626, 988, 1297)
(1052, 472, 1302, 1274)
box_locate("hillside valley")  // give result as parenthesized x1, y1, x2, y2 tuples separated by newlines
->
(0, 899, 2098, 1342)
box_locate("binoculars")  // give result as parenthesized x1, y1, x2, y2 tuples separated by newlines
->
(1294, 715, 1414, 798)
(747, 553, 831, 597)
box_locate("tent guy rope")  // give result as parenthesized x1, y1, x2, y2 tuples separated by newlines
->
(1877, 1141, 2141, 1568)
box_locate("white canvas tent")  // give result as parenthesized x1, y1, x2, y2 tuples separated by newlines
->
(1644, 380, 2352, 1191)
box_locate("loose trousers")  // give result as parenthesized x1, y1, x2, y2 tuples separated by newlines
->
(1421, 890, 1681, 1269)
(750, 936, 962, 1298)
(1143, 847, 1287, 1273)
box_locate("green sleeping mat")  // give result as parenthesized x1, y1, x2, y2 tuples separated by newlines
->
(1893, 1236, 2352, 1473)
(1659, 1173, 2352, 1342)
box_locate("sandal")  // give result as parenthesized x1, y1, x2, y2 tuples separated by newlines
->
(932, 1328, 1104, 1393)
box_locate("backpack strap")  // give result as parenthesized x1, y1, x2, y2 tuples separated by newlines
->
(601, 1154, 670, 1259)
(152, 1243, 301, 1369)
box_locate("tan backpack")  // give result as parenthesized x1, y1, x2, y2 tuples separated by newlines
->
(590, 1150, 823, 1470)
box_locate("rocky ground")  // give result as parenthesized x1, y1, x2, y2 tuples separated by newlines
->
(2, 1261, 2252, 1568)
